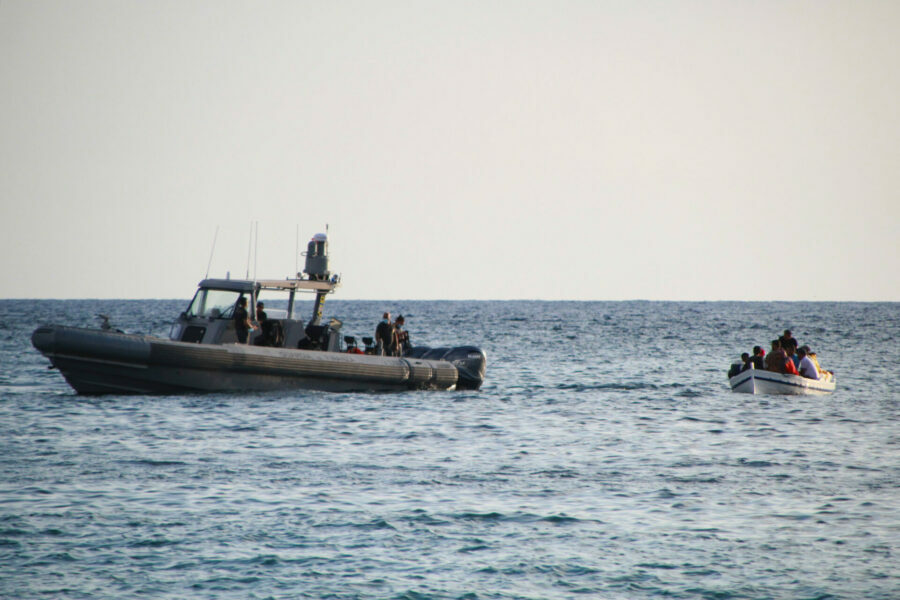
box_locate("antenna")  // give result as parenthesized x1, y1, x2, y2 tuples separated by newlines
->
(253, 221, 259, 280)
(245, 221, 253, 279)
(205, 226, 219, 279)
(295, 224, 299, 276)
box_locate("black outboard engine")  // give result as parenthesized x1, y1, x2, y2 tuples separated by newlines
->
(411, 346, 487, 390)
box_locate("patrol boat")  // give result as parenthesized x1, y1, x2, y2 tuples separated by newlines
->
(31, 233, 486, 395)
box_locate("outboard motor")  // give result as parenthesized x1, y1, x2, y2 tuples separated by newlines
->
(444, 347, 487, 390)
(415, 346, 487, 390)
(303, 233, 330, 281)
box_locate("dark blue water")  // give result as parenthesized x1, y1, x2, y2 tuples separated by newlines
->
(1, 300, 898, 599)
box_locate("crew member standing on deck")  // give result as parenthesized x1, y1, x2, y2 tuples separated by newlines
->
(256, 301, 267, 323)
(234, 296, 256, 344)
(394, 314, 410, 355)
(375, 312, 394, 356)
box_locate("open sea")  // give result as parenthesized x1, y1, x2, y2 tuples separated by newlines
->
(1, 299, 897, 600)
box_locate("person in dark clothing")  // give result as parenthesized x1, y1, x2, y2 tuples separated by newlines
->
(779, 330, 797, 351)
(233, 296, 255, 344)
(750, 345, 766, 369)
(253, 301, 284, 347)
(729, 353, 752, 378)
(375, 312, 394, 356)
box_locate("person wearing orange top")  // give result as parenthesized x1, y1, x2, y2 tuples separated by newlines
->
(783, 354, 799, 376)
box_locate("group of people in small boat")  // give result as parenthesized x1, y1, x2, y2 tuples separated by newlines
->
(374, 312, 411, 356)
(729, 329, 831, 380)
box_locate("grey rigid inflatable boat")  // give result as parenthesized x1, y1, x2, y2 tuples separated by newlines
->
(31, 233, 486, 395)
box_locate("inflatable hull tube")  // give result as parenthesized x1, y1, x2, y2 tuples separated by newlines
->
(32, 326, 461, 395)
(406, 346, 486, 390)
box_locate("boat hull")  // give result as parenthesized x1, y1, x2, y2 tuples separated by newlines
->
(32, 326, 472, 395)
(729, 368, 835, 395)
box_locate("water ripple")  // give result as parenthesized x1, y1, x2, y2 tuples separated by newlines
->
(1, 300, 898, 599)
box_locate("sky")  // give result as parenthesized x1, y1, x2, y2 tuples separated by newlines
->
(1, 1, 898, 301)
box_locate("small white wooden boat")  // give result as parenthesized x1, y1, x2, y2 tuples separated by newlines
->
(728, 365, 836, 395)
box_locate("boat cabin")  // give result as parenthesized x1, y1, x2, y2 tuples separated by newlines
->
(170, 233, 343, 350)
(170, 276, 343, 350)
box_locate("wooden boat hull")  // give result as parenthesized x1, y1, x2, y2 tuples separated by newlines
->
(729, 368, 835, 395)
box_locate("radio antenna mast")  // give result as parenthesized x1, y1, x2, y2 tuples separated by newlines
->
(253, 222, 259, 280)
(205, 226, 219, 279)
(245, 221, 253, 279)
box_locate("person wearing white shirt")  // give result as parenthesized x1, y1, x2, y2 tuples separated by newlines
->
(797, 346, 819, 380)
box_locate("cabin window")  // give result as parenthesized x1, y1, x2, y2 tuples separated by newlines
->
(186, 289, 243, 319)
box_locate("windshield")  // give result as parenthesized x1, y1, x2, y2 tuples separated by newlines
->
(185, 289, 243, 319)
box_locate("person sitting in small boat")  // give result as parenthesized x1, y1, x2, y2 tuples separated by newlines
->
(802, 345, 832, 379)
(797, 346, 819, 380)
(783, 339, 801, 369)
(765, 339, 799, 375)
(764, 339, 782, 370)
(779, 329, 797, 351)
(727, 353, 752, 378)
(751, 346, 766, 369)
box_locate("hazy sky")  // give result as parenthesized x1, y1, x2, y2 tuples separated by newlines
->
(2, 1, 898, 300)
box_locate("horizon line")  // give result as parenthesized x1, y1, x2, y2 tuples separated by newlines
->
(3, 297, 898, 303)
